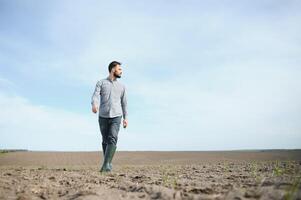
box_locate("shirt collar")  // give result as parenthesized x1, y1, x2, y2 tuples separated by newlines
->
(107, 76, 117, 82)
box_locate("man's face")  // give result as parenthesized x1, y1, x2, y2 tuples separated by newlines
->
(113, 65, 122, 78)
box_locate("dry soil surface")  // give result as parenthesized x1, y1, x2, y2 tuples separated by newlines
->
(0, 150, 300, 199)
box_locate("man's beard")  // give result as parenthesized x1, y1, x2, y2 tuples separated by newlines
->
(114, 72, 121, 78)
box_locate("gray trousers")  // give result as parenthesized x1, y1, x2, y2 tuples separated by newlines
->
(98, 116, 122, 146)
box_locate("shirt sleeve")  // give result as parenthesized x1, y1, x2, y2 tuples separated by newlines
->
(121, 86, 128, 119)
(91, 81, 102, 106)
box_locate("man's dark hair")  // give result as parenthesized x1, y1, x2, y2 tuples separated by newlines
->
(108, 61, 121, 72)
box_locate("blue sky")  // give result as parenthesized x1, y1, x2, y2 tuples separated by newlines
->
(0, 0, 300, 151)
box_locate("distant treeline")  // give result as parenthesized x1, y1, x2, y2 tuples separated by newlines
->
(0, 149, 28, 153)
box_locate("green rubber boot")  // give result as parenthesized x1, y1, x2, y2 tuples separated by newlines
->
(102, 143, 106, 156)
(102, 144, 112, 170)
(108, 145, 116, 170)
(100, 144, 116, 172)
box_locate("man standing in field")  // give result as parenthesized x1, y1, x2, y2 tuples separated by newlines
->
(91, 61, 128, 172)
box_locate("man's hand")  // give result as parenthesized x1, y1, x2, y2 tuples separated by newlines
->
(123, 119, 128, 128)
(92, 105, 98, 114)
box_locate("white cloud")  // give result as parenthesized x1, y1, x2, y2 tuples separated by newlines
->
(0, 91, 101, 151)
(124, 61, 301, 150)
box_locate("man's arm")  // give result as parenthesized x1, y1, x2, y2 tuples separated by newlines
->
(91, 81, 102, 113)
(121, 86, 128, 127)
